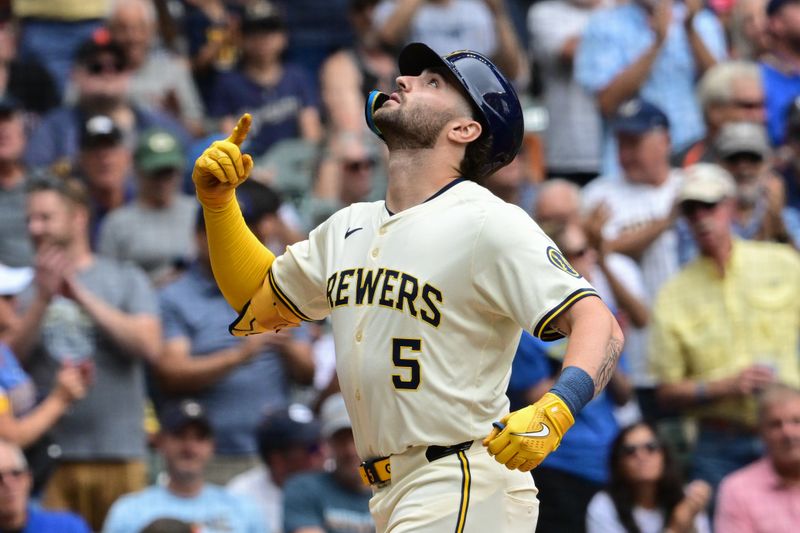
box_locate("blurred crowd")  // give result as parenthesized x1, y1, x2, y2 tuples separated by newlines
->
(0, 0, 799, 532)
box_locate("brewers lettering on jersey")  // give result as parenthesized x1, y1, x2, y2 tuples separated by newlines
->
(192, 42, 624, 532)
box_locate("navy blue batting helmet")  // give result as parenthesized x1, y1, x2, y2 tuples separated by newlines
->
(365, 42, 524, 179)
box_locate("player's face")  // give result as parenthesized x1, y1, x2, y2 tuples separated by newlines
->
(618, 426, 664, 483)
(373, 69, 468, 149)
(160, 425, 214, 481)
(761, 397, 800, 469)
(26, 190, 81, 251)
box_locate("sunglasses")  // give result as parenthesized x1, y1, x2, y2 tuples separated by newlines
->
(621, 440, 661, 457)
(86, 60, 124, 75)
(723, 152, 763, 165)
(343, 159, 375, 173)
(730, 99, 764, 110)
(680, 200, 721, 217)
(565, 246, 589, 259)
(0, 469, 26, 483)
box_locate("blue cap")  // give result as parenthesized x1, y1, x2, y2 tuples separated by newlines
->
(610, 99, 670, 134)
(159, 399, 212, 435)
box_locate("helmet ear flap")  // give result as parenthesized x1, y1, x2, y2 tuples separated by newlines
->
(365, 91, 390, 141)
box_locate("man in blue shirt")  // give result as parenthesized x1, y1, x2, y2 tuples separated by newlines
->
(102, 399, 265, 533)
(760, 0, 800, 145)
(282, 394, 373, 533)
(575, 0, 727, 174)
(0, 439, 89, 533)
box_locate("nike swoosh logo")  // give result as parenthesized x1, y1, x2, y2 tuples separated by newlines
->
(511, 424, 550, 438)
(345, 227, 363, 239)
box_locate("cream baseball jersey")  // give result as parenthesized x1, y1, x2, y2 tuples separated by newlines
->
(270, 180, 598, 459)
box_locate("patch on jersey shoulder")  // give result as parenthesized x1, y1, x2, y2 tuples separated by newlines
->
(546, 246, 581, 278)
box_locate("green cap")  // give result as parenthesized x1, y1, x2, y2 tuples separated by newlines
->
(135, 129, 184, 174)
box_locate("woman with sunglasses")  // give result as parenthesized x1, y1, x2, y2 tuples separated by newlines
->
(586, 422, 712, 533)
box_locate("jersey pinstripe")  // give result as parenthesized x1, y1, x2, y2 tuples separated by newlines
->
(270, 180, 597, 459)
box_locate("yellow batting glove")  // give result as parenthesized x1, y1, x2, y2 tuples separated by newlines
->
(192, 114, 255, 209)
(483, 392, 574, 472)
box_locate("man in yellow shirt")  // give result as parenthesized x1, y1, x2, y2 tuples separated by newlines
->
(651, 162, 800, 495)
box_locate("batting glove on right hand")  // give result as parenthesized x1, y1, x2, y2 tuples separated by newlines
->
(192, 113, 254, 209)
(483, 392, 575, 472)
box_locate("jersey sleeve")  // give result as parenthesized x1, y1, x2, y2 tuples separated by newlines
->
(473, 205, 598, 340)
(268, 219, 334, 322)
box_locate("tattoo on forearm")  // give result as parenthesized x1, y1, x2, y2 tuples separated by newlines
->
(595, 337, 622, 394)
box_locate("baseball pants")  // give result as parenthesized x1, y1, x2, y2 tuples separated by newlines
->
(369, 440, 539, 532)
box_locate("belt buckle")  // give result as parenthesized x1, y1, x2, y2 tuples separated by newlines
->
(358, 456, 391, 487)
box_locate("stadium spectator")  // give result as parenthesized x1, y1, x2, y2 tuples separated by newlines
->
(777, 96, 800, 210)
(729, 0, 770, 60)
(714, 122, 794, 244)
(207, 3, 323, 158)
(74, 114, 136, 248)
(24, 29, 189, 171)
(761, 0, 800, 145)
(8, 176, 161, 530)
(677, 61, 765, 167)
(102, 399, 265, 533)
(715, 384, 800, 533)
(582, 100, 683, 303)
(482, 152, 535, 211)
(98, 128, 197, 286)
(155, 188, 314, 485)
(301, 131, 385, 230)
(0, 97, 35, 268)
(108, 0, 206, 137)
(181, 0, 240, 108)
(11, 0, 107, 98)
(319, 0, 397, 133)
(228, 405, 324, 533)
(532, 178, 582, 227)
(0, 439, 91, 533)
(528, 0, 605, 185)
(282, 393, 373, 533)
(0, 19, 59, 118)
(373, 0, 526, 79)
(586, 422, 712, 533)
(575, 0, 727, 174)
(651, 163, 800, 495)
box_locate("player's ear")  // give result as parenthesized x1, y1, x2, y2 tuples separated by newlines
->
(446, 118, 482, 146)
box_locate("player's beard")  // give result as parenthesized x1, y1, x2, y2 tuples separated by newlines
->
(374, 104, 455, 150)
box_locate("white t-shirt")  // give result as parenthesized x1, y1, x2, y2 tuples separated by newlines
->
(227, 465, 282, 533)
(586, 490, 712, 533)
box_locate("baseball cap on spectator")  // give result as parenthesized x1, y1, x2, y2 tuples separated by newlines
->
(610, 99, 670, 134)
(766, 0, 799, 16)
(0, 96, 20, 118)
(241, 1, 285, 34)
(256, 404, 320, 456)
(0, 264, 33, 296)
(714, 121, 771, 160)
(235, 179, 283, 226)
(80, 115, 123, 149)
(159, 400, 213, 436)
(320, 393, 352, 439)
(678, 163, 737, 204)
(135, 129, 184, 174)
(74, 27, 127, 72)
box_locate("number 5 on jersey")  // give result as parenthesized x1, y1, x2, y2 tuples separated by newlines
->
(392, 338, 421, 390)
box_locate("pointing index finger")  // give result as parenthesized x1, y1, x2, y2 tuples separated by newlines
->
(226, 113, 252, 146)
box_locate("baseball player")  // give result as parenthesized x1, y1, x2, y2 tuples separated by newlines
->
(192, 43, 624, 532)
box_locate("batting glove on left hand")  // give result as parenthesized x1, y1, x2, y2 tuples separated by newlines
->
(483, 392, 575, 472)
